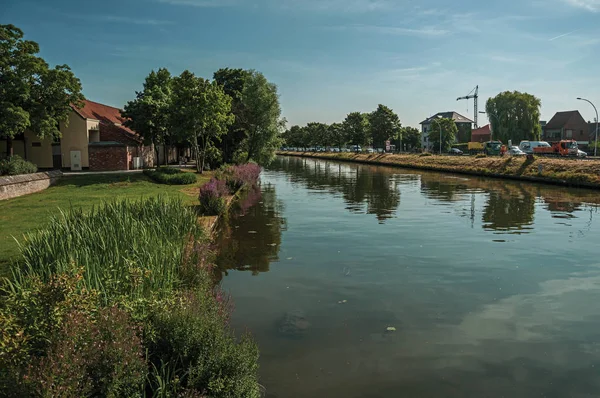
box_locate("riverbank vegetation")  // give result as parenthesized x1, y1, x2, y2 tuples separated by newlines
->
(1, 189, 262, 396)
(278, 151, 600, 188)
(143, 167, 198, 185)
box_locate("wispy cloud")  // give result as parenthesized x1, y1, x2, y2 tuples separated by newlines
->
(156, 0, 397, 12)
(549, 29, 580, 40)
(100, 15, 172, 25)
(562, 0, 600, 11)
(327, 24, 449, 37)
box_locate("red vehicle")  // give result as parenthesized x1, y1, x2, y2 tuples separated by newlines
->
(533, 140, 578, 157)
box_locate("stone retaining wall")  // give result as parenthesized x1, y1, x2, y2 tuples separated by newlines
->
(0, 170, 62, 201)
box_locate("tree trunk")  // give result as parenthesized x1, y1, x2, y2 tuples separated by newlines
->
(154, 141, 159, 168)
(194, 138, 204, 174)
(6, 136, 14, 158)
(163, 144, 167, 166)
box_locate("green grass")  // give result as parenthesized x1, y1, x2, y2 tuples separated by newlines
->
(0, 171, 211, 270)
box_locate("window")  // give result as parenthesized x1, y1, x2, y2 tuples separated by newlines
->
(566, 129, 573, 138)
(31, 142, 42, 147)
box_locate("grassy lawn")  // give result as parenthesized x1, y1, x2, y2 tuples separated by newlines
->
(0, 170, 211, 269)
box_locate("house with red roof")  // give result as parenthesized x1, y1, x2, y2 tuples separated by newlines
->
(471, 124, 491, 142)
(0, 99, 154, 171)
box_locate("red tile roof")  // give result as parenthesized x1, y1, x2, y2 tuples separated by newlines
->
(471, 124, 491, 136)
(71, 100, 142, 144)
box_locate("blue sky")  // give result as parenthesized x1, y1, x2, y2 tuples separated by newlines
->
(2, 0, 600, 128)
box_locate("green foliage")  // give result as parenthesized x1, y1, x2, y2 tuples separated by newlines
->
(343, 112, 371, 147)
(213, 68, 252, 164)
(328, 123, 346, 148)
(26, 306, 146, 398)
(419, 152, 433, 157)
(428, 118, 458, 153)
(14, 197, 201, 303)
(240, 71, 285, 165)
(0, 155, 37, 176)
(146, 288, 260, 398)
(170, 71, 233, 173)
(144, 168, 197, 185)
(486, 91, 542, 143)
(475, 153, 488, 158)
(305, 122, 329, 147)
(401, 127, 421, 151)
(368, 104, 401, 149)
(0, 24, 84, 155)
(122, 68, 173, 166)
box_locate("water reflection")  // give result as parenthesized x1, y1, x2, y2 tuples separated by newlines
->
(215, 184, 286, 277)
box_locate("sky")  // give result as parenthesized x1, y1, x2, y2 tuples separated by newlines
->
(2, 0, 600, 129)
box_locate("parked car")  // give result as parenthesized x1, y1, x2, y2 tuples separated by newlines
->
(449, 148, 463, 155)
(507, 146, 526, 156)
(519, 140, 550, 155)
(366, 148, 374, 153)
(578, 149, 587, 158)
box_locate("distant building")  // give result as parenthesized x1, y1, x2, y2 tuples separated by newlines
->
(471, 124, 491, 142)
(543, 111, 589, 145)
(420, 111, 474, 150)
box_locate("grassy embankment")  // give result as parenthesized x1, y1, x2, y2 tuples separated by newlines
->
(0, 165, 263, 397)
(0, 171, 211, 269)
(278, 151, 600, 188)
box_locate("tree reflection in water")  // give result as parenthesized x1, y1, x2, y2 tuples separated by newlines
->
(214, 183, 287, 278)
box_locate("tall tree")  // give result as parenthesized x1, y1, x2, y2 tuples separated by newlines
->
(486, 91, 542, 143)
(213, 68, 252, 163)
(368, 105, 402, 149)
(122, 68, 172, 166)
(305, 122, 329, 147)
(240, 71, 284, 165)
(428, 118, 457, 153)
(401, 127, 421, 151)
(329, 122, 346, 149)
(343, 112, 371, 147)
(170, 71, 233, 173)
(0, 24, 84, 156)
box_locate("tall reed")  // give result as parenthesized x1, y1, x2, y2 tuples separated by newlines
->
(13, 197, 201, 304)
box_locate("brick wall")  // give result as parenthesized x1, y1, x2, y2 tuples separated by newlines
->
(89, 144, 129, 171)
(0, 171, 62, 200)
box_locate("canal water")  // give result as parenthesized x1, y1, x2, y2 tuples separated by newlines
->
(215, 156, 600, 398)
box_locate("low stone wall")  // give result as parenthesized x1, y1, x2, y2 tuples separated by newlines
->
(0, 170, 62, 201)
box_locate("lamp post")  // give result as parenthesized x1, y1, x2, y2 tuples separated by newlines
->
(577, 97, 598, 157)
(480, 111, 498, 141)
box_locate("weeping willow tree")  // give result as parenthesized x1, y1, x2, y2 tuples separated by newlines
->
(486, 91, 542, 144)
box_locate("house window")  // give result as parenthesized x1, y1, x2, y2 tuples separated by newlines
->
(566, 130, 573, 138)
(31, 142, 42, 147)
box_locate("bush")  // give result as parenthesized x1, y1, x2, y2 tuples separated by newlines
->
(144, 168, 197, 185)
(146, 288, 260, 398)
(419, 152, 433, 157)
(26, 306, 146, 398)
(0, 155, 37, 176)
(199, 178, 229, 216)
(475, 153, 487, 158)
(215, 163, 262, 193)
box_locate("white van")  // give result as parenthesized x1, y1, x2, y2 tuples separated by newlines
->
(519, 141, 551, 154)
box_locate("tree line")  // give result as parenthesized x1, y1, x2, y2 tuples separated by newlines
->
(1, 24, 284, 172)
(123, 67, 284, 172)
(282, 105, 421, 151)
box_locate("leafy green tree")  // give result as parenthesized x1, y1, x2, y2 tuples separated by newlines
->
(122, 68, 172, 166)
(240, 71, 284, 165)
(401, 127, 421, 151)
(428, 118, 457, 153)
(329, 122, 346, 149)
(213, 68, 252, 164)
(170, 71, 233, 173)
(305, 122, 329, 147)
(0, 24, 84, 157)
(486, 91, 542, 143)
(343, 112, 371, 147)
(368, 104, 401, 149)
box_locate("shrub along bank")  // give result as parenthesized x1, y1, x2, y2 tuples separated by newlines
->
(0, 194, 261, 395)
(0, 155, 37, 176)
(199, 163, 262, 216)
(143, 167, 197, 185)
(278, 151, 600, 189)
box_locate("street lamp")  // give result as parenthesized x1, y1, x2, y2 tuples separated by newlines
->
(577, 97, 598, 157)
(479, 110, 498, 141)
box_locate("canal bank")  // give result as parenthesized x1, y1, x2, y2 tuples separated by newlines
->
(277, 151, 600, 189)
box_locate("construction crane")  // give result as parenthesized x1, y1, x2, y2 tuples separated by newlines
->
(457, 85, 479, 128)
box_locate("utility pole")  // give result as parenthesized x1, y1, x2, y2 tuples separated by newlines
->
(577, 97, 598, 157)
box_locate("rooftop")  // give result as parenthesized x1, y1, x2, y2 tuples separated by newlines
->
(71, 99, 141, 144)
(420, 111, 474, 125)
